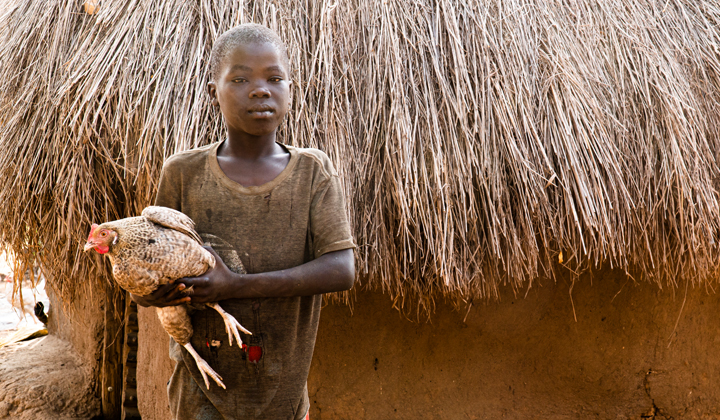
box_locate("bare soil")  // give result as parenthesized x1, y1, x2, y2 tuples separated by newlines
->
(0, 255, 98, 419)
(0, 335, 100, 419)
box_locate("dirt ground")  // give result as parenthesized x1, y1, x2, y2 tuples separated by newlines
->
(0, 335, 100, 419)
(0, 252, 100, 420)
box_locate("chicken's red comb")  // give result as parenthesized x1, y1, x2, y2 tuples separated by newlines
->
(88, 223, 99, 236)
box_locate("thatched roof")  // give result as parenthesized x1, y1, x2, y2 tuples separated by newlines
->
(0, 0, 718, 314)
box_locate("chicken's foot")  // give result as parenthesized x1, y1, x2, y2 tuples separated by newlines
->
(182, 342, 225, 390)
(206, 302, 252, 347)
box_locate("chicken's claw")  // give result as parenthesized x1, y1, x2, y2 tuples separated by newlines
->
(182, 342, 225, 390)
(206, 302, 252, 347)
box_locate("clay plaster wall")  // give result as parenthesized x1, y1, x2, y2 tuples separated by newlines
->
(137, 267, 720, 418)
(46, 285, 103, 377)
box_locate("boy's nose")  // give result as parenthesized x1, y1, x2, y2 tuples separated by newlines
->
(249, 86, 271, 98)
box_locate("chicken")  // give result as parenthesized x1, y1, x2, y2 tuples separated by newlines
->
(83, 206, 251, 389)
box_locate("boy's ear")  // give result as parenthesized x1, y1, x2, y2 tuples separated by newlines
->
(207, 81, 219, 107)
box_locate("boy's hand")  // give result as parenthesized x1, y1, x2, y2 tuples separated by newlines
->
(176, 246, 238, 303)
(130, 281, 191, 307)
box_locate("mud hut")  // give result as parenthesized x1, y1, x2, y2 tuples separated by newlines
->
(0, 0, 719, 417)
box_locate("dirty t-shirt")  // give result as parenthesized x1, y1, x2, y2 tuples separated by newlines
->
(154, 141, 355, 419)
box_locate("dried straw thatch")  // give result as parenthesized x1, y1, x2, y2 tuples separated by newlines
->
(0, 0, 718, 314)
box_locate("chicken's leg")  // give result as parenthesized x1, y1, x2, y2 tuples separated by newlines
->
(156, 305, 226, 389)
(183, 342, 226, 390)
(206, 302, 252, 347)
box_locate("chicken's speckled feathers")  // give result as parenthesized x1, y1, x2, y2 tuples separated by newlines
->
(98, 208, 214, 297)
(141, 206, 202, 244)
(89, 206, 250, 389)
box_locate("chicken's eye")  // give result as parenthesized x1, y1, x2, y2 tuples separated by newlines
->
(100, 231, 107, 237)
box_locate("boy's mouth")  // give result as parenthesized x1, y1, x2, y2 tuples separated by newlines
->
(247, 105, 275, 118)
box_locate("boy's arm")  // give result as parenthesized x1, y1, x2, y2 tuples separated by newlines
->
(176, 247, 355, 302)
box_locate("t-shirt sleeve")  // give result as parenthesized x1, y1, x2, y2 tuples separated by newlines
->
(154, 158, 182, 211)
(309, 161, 355, 258)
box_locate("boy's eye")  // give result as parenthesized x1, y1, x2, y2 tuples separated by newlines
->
(232, 78, 247, 83)
(269, 77, 283, 82)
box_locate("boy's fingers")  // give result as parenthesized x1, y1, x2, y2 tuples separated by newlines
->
(176, 277, 193, 285)
(165, 284, 186, 301)
(177, 277, 208, 288)
(188, 295, 209, 304)
(187, 287, 207, 299)
(167, 297, 191, 306)
(153, 282, 177, 297)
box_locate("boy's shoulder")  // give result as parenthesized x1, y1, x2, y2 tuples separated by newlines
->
(288, 145, 339, 179)
(159, 142, 340, 186)
(165, 142, 218, 165)
(162, 142, 216, 171)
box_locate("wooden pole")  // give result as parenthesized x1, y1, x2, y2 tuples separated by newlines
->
(101, 284, 124, 419)
(121, 297, 141, 419)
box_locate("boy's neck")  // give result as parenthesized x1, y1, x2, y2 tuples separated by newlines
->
(215, 130, 291, 188)
(220, 131, 282, 160)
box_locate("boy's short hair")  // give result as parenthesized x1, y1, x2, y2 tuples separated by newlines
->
(209, 23, 290, 83)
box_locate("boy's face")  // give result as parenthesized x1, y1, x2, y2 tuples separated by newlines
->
(208, 42, 291, 137)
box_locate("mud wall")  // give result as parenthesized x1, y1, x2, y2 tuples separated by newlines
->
(46, 286, 103, 380)
(137, 267, 720, 418)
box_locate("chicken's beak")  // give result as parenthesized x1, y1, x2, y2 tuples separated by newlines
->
(84, 223, 100, 252)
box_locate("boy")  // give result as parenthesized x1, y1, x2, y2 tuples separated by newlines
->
(132, 23, 356, 420)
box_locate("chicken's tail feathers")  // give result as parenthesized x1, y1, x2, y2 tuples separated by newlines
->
(142, 206, 203, 244)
